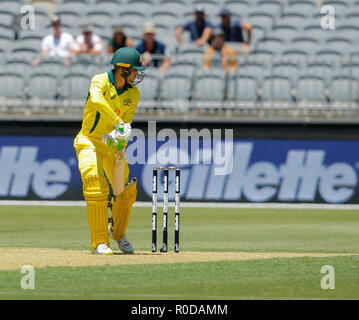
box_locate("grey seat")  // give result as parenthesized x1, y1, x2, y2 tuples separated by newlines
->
(27, 72, 59, 99)
(315, 47, 342, 64)
(261, 75, 293, 107)
(151, 11, 179, 27)
(289, 36, 318, 54)
(60, 72, 90, 100)
(295, 75, 326, 108)
(306, 60, 333, 84)
(193, 69, 226, 104)
(5, 59, 33, 79)
(253, 0, 282, 18)
(227, 74, 258, 108)
(281, 49, 308, 63)
(270, 24, 298, 41)
(160, 73, 192, 100)
(136, 71, 159, 101)
(0, 10, 14, 26)
(275, 12, 307, 28)
(271, 61, 299, 82)
(325, 37, 353, 51)
(329, 75, 358, 108)
(238, 60, 267, 81)
(256, 37, 284, 53)
(250, 49, 274, 64)
(247, 12, 274, 30)
(223, 0, 251, 18)
(0, 72, 24, 98)
(0, 2, 22, 15)
(192, 0, 218, 16)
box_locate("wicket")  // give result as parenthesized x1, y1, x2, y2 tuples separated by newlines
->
(152, 166, 180, 253)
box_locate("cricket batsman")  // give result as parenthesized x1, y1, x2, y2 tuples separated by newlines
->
(74, 47, 146, 255)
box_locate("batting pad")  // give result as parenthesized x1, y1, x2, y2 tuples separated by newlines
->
(111, 178, 137, 241)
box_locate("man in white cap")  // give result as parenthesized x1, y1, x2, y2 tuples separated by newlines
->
(136, 22, 170, 74)
(73, 24, 103, 56)
(40, 15, 74, 65)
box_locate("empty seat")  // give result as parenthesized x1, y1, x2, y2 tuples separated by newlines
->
(329, 75, 358, 108)
(271, 61, 299, 82)
(136, 71, 159, 101)
(315, 47, 342, 64)
(295, 75, 326, 108)
(0, 10, 14, 26)
(270, 24, 298, 41)
(250, 49, 274, 63)
(151, 11, 179, 27)
(254, 0, 282, 18)
(0, 72, 24, 98)
(193, 69, 226, 102)
(247, 12, 274, 30)
(325, 37, 353, 51)
(160, 73, 192, 100)
(256, 37, 284, 53)
(27, 73, 59, 99)
(261, 75, 293, 107)
(238, 60, 267, 81)
(275, 12, 306, 28)
(281, 49, 308, 63)
(223, 0, 251, 18)
(5, 59, 33, 79)
(289, 36, 318, 54)
(306, 60, 334, 83)
(60, 72, 90, 100)
(227, 74, 258, 107)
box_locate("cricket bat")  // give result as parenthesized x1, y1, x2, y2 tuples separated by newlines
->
(113, 148, 125, 196)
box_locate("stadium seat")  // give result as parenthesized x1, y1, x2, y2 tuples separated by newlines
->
(177, 44, 205, 64)
(5, 59, 33, 80)
(11, 41, 40, 60)
(295, 75, 327, 109)
(256, 37, 284, 53)
(261, 75, 293, 108)
(281, 49, 308, 63)
(0, 72, 25, 98)
(0, 9, 14, 26)
(227, 74, 258, 108)
(160, 73, 192, 100)
(270, 25, 298, 41)
(329, 75, 359, 108)
(192, 0, 218, 16)
(289, 36, 318, 54)
(193, 69, 226, 106)
(306, 60, 334, 84)
(0, 2, 22, 15)
(118, 10, 146, 27)
(18, 29, 48, 41)
(321, 0, 349, 17)
(60, 72, 90, 101)
(223, 0, 251, 18)
(27, 72, 59, 99)
(275, 12, 306, 28)
(271, 60, 299, 82)
(54, 8, 82, 27)
(325, 37, 353, 52)
(0, 28, 13, 40)
(247, 12, 274, 30)
(35, 57, 68, 79)
(151, 11, 179, 28)
(315, 48, 342, 65)
(136, 70, 160, 101)
(250, 49, 274, 64)
(284, 3, 314, 17)
(237, 59, 267, 82)
(253, 0, 282, 18)
(85, 8, 115, 20)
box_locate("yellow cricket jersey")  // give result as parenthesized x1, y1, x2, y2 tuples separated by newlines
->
(78, 70, 140, 140)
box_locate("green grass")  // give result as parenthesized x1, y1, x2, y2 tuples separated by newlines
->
(0, 205, 359, 299)
(1, 206, 359, 253)
(1, 256, 358, 299)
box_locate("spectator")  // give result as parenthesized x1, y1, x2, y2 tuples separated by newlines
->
(175, 6, 213, 47)
(73, 24, 103, 56)
(107, 26, 134, 54)
(218, 8, 252, 49)
(40, 15, 74, 66)
(136, 22, 170, 75)
(203, 28, 238, 72)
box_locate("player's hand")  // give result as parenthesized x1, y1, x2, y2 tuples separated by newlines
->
(115, 122, 132, 141)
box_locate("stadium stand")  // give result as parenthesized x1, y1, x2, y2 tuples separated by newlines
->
(0, 0, 358, 120)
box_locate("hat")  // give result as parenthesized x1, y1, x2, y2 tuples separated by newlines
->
(113, 25, 125, 34)
(110, 47, 146, 71)
(51, 15, 61, 25)
(212, 28, 224, 37)
(195, 5, 205, 13)
(219, 8, 231, 16)
(143, 22, 156, 34)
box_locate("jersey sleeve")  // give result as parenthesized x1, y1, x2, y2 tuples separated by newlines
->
(121, 89, 140, 124)
(89, 75, 121, 126)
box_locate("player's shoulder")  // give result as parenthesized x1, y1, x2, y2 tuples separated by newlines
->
(130, 84, 140, 97)
(91, 72, 110, 84)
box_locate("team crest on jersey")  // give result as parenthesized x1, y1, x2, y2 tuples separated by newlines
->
(123, 98, 132, 106)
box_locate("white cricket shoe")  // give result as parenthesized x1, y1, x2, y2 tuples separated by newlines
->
(94, 243, 113, 255)
(108, 223, 134, 254)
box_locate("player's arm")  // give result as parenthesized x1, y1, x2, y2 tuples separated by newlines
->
(196, 27, 212, 46)
(175, 26, 184, 45)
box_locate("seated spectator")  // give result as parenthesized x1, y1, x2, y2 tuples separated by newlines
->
(73, 24, 103, 56)
(218, 8, 252, 49)
(175, 6, 213, 47)
(40, 15, 74, 66)
(136, 22, 170, 75)
(203, 28, 238, 72)
(107, 25, 134, 54)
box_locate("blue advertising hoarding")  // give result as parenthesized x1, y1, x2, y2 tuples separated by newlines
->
(0, 136, 358, 203)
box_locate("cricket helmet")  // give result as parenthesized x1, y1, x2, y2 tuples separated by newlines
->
(110, 47, 146, 71)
